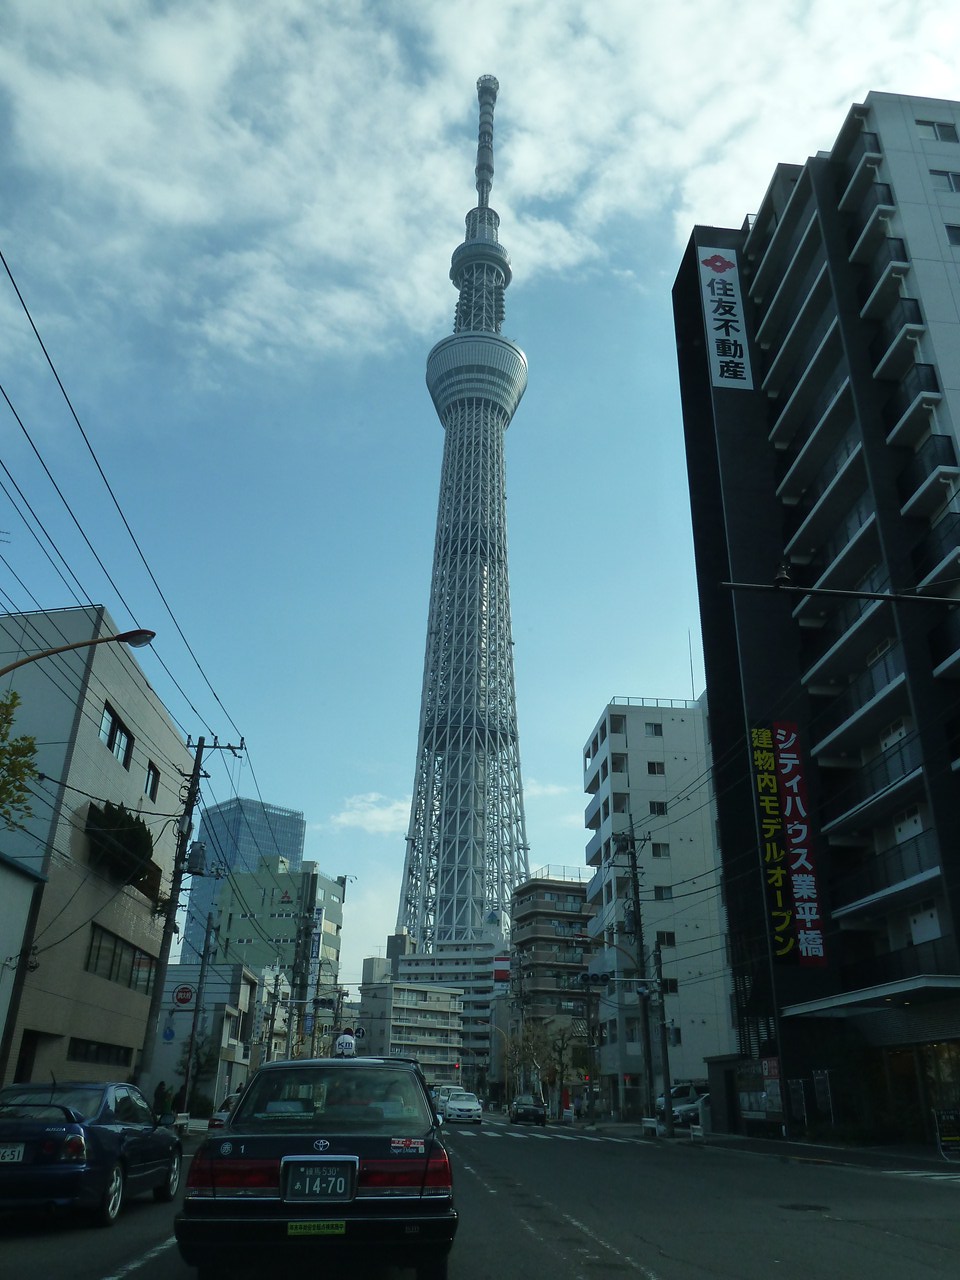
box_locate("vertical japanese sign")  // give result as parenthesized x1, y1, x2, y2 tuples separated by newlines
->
(698, 248, 754, 389)
(750, 723, 826, 966)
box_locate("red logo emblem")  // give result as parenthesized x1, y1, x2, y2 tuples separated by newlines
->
(701, 253, 735, 274)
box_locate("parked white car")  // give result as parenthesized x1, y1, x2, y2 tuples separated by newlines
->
(443, 1091, 482, 1124)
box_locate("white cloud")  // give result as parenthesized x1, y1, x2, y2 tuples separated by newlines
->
(3, 0, 956, 379)
(330, 793, 410, 836)
(523, 778, 571, 799)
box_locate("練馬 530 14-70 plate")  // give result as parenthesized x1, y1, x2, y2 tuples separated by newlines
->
(282, 1158, 357, 1202)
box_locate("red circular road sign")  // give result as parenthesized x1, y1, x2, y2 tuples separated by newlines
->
(173, 984, 195, 1006)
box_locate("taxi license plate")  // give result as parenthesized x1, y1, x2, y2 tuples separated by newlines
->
(0, 1144, 24, 1163)
(288, 1221, 346, 1236)
(284, 1160, 355, 1202)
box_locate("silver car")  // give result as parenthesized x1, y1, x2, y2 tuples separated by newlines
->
(443, 1092, 482, 1124)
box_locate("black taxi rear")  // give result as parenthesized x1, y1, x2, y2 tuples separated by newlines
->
(175, 1055, 456, 1280)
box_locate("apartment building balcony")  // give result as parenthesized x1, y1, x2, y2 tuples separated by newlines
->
(584, 790, 603, 831)
(837, 131, 883, 211)
(830, 827, 942, 916)
(750, 194, 816, 304)
(783, 444, 866, 559)
(800, 589, 889, 683)
(868, 296, 925, 381)
(898, 432, 959, 517)
(585, 828, 603, 866)
(883, 363, 941, 447)
(930, 608, 960, 678)
(777, 380, 854, 500)
(760, 271, 832, 394)
(840, 934, 956, 992)
(820, 732, 924, 831)
(912, 507, 960, 591)
(756, 240, 825, 350)
(794, 499, 879, 606)
(848, 183, 897, 264)
(858, 238, 910, 318)
(809, 646, 908, 754)
(768, 322, 843, 448)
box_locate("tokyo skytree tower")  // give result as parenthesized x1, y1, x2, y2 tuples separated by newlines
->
(397, 75, 530, 951)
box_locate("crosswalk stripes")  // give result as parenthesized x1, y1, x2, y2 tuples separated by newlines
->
(882, 1170, 960, 1184)
(447, 1125, 638, 1147)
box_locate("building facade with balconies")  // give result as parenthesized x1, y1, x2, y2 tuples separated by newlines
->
(673, 92, 960, 1141)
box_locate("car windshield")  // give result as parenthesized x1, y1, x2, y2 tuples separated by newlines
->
(0, 1086, 104, 1120)
(236, 1066, 433, 1135)
(515, 1095, 539, 1105)
(450, 1093, 478, 1104)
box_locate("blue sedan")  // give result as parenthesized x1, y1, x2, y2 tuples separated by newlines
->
(0, 1080, 182, 1226)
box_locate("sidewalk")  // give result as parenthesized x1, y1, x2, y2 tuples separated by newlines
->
(575, 1117, 953, 1173)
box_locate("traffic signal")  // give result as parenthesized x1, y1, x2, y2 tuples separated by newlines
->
(578, 971, 611, 984)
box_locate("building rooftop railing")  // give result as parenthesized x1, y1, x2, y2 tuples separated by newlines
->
(608, 696, 700, 709)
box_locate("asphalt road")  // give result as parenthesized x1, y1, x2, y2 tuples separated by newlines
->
(2, 1116, 959, 1279)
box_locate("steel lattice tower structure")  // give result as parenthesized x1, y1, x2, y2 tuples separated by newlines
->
(397, 75, 530, 951)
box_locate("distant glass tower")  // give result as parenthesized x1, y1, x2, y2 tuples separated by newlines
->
(182, 797, 305, 962)
(397, 76, 530, 950)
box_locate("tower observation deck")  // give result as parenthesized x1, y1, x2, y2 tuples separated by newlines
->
(397, 75, 530, 951)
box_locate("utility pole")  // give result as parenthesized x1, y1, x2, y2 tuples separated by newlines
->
(136, 736, 205, 1087)
(182, 912, 216, 1109)
(616, 827, 655, 1117)
(266, 971, 281, 1063)
(654, 941, 675, 1137)
(136, 734, 243, 1088)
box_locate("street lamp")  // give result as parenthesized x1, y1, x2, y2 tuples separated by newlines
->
(0, 628, 156, 678)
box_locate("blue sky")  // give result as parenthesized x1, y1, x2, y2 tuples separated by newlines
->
(0, 1, 956, 991)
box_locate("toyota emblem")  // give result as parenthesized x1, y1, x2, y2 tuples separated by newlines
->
(313, 1139, 330, 1152)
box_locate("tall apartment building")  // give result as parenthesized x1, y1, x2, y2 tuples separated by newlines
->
(511, 867, 593, 1024)
(582, 698, 736, 1119)
(183, 797, 305, 964)
(673, 92, 960, 1140)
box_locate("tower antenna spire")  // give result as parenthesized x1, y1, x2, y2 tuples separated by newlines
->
(474, 74, 499, 210)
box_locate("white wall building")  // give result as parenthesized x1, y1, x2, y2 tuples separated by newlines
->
(582, 696, 737, 1116)
(0, 606, 192, 1085)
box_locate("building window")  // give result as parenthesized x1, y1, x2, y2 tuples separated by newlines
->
(67, 1038, 133, 1068)
(144, 761, 160, 802)
(947, 225, 960, 246)
(918, 119, 959, 142)
(85, 924, 155, 995)
(652, 842, 670, 858)
(649, 801, 667, 816)
(654, 886, 673, 901)
(99, 703, 134, 768)
(647, 761, 665, 776)
(656, 930, 676, 946)
(645, 722, 663, 737)
(662, 977, 679, 994)
(931, 170, 960, 191)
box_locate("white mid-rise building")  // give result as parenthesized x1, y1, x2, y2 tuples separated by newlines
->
(582, 696, 737, 1116)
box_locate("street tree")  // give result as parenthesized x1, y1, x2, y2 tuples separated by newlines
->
(0, 691, 37, 829)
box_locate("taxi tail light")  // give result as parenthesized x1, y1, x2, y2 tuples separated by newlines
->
(359, 1149, 452, 1197)
(186, 1152, 280, 1195)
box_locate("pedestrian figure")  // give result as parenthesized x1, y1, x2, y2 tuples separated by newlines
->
(153, 1080, 168, 1115)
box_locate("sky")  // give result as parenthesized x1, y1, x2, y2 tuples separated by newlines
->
(1, 0, 957, 993)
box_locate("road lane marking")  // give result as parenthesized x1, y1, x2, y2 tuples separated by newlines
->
(99, 1235, 178, 1279)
